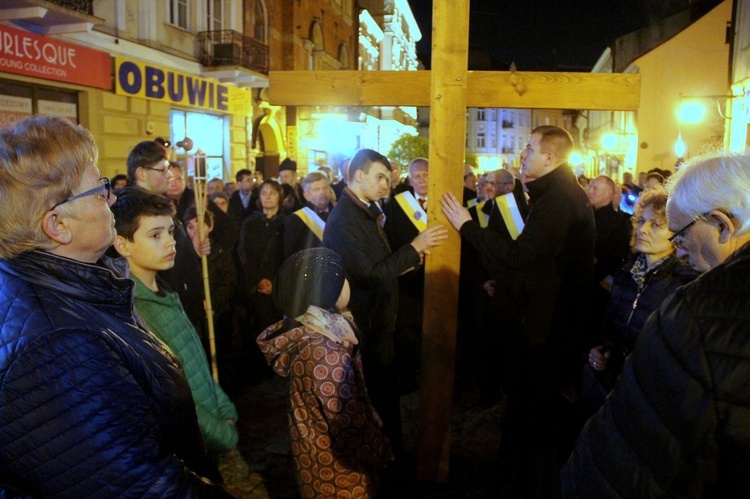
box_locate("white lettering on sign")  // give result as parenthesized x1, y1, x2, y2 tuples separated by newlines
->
(0, 31, 77, 68)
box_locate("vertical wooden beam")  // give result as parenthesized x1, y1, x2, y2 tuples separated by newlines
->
(417, 0, 470, 482)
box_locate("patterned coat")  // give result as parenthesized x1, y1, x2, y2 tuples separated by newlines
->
(257, 309, 392, 498)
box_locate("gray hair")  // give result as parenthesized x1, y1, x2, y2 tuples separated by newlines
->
(302, 171, 329, 192)
(0, 115, 96, 258)
(666, 152, 750, 235)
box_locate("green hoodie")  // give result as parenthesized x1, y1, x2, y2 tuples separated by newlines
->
(132, 276, 238, 455)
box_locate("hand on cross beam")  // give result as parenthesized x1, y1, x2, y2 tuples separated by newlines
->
(440, 192, 472, 232)
(410, 224, 449, 256)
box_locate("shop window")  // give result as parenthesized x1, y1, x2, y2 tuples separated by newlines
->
(0, 79, 77, 130)
(170, 110, 226, 180)
(169, 0, 189, 30)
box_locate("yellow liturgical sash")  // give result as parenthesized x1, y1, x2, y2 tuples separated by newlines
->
(394, 191, 427, 232)
(294, 207, 326, 241)
(495, 192, 525, 240)
(476, 200, 489, 228)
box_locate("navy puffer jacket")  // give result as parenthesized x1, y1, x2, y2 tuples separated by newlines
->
(563, 243, 750, 497)
(0, 251, 230, 497)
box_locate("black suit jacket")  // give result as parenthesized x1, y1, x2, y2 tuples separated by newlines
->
(323, 188, 421, 365)
(383, 189, 424, 328)
(228, 190, 256, 225)
(283, 202, 332, 258)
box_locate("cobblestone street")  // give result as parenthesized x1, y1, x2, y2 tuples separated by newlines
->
(218, 373, 507, 498)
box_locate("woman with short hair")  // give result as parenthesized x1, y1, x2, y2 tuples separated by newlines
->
(0, 116, 230, 497)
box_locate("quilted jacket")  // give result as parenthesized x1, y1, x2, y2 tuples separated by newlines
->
(0, 251, 230, 497)
(562, 242, 750, 497)
(132, 276, 239, 455)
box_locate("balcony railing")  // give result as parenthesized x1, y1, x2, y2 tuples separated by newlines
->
(197, 30, 269, 75)
(47, 0, 94, 15)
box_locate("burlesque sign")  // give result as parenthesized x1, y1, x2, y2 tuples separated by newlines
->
(0, 24, 111, 90)
(115, 57, 250, 115)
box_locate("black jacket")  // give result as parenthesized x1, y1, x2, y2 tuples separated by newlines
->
(563, 243, 750, 498)
(383, 189, 424, 328)
(0, 251, 228, 497)
(460, 164, 595, 349)
(228, 189, 256, 226)
(323, 188, 420, 364)
(593, 203, 632, 283)
(238, 211, 286, 300)
(283, 201, 332, 258)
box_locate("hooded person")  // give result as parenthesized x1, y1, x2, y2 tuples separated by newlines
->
(257, 248, 393, 498)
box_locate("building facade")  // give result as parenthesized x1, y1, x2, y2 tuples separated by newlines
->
(582, 0, 731, 180)
(0, 0, 267, 181)
(727, 0, 750, 153)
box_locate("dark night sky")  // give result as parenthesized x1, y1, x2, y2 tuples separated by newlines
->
(410, 1, 685, 71)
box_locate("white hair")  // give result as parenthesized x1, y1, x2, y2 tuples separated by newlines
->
(666, 152, 750, 235)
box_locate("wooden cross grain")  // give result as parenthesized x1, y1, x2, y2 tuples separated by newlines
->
(268, 1, 640, 483)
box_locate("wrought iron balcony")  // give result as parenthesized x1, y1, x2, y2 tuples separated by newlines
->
(45, 0, 93, 15)
(197, 30, 269, 76)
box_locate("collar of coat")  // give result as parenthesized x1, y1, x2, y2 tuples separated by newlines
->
(525, 163, 574, 203)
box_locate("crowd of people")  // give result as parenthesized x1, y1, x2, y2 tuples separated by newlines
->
(1, 115, 749, 498)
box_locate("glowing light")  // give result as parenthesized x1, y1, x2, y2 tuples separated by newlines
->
(675, 134, 686, 158)
(677, 101, 704, 124)
(569, 151, 583, 167)
(601, 133, 617, 151)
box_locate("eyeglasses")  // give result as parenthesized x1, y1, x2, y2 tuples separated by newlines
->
(50, 177, 111, 211)
(668, 219, 697, 249)
(668, 210, 734, 249)
(142, 160, 171, 174)
(487, 181, 515, 186)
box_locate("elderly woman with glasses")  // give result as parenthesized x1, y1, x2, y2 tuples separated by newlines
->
(564, 152, 750, 497)
(0, 116, 231, 497)
(582, 186, 699, 412)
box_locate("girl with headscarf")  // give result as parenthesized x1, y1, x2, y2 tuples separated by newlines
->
(257, 248, 393, 498)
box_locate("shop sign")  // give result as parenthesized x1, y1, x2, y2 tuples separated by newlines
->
(0, 24, 110, 90)
(115, 57, 251, 116)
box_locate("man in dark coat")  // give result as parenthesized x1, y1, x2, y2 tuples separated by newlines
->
(563, 151, 750, 497)
(383, 157, 429, 393)
(586, 174, 632, 343)
(228, 168, 257, 225)
(323, 148, 447, 455)
(279, 158, 305, 202)
(441, 125, 595, 497)
(284, 171, 334, 258)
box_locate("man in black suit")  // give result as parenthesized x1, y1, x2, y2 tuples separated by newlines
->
(383, 158, 429, 394)
(227, 169, 256, 225)
(283, 171, 334, 257)
(323, 149, 446, 456)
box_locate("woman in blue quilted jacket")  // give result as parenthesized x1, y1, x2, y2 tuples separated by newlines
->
(0, 116, 231, 497)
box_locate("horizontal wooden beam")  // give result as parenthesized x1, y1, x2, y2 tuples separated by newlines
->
(268, 70, 641, 111)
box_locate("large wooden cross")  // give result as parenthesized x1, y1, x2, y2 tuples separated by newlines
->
(268, 1, 640, 483)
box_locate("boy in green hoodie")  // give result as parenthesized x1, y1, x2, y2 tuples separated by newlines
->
(111, 187, 238, 461)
